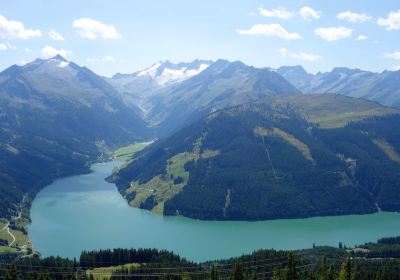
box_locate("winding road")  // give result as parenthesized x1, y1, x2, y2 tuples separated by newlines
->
(1, 195, 26, 247)
(1, 222, 16, 247)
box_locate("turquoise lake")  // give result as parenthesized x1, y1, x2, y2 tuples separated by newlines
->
(29, 160, 400, 262)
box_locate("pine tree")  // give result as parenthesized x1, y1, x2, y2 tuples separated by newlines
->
(5, 264, 18, 280)
(233, 262, 244, 280)
(286, 254, 298, 280)
(181, 273, 191, 280)
(271, 266, 283, 280)
(211, 264, 220, 280)
(338, 258, 352, 280)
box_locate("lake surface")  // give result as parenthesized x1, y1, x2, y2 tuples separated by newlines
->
(30, 160, 400, 262)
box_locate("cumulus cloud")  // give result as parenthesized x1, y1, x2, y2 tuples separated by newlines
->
(337, 11, 372, 23)
(0, 42, 16, 50)
(378, 10, 400, 30)
(49, 30, 64, 41)
(355, 35, 368, 41)
(386, 51, 400, 60)
(41, 45, 71, 58)
(300, 6, 321, 21)
(73, 18, 121, 40)
(279, 48, 321, 61)
(86, 56, 115, 62)
(391, 65, 400, 71)
(258, 7, 293, 19)
(0, 14, 42, 39)
(236, 24, 302, 40)
(314, 27, 353, 42)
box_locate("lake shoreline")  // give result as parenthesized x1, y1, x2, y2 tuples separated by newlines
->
(29, 160, 400, 262)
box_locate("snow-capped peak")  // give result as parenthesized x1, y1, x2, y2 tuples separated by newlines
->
(135, 60, 212, 86)
(57, 61, 69, 68)
(137, 62, 162, 77)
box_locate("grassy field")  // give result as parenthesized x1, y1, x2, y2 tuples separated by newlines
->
(373, 138, 400, 162)
(270, 94, 399, 128)
(254, 126, 314, 162)
(0, 205, 32, 255)
(112, 141, 153, 161)
(124, 136, 220, 214)
(86, 263, 139, 280)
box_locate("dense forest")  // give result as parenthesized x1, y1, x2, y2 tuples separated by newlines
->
(111, 94, 400, 220)
(3, 237, 400, 279)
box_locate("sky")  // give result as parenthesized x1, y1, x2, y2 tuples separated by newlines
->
(0, 0, 399, 77)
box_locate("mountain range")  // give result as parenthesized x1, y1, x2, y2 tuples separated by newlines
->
(276, 65, 400, 108)
(1, 55, 400, 222)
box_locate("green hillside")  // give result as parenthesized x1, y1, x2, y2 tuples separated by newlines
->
(110, 94, 400, 220)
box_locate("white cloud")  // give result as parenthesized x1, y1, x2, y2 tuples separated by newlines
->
(258, 7, 293, 19)
(279, 48, 288, 57)
(41, 45, 71, 59)
(24, 47, 33, 53)
(355, 35, 368, 41)
(49, 30, 64, 41)
(314, 27, 353, 42)
(0, 14, 42, 39)
(73, 18, 121, 40)
(337, 11, 372, 23)
(18, 60, 27, 66)
(391, 65, 400, 71)
(378, 10, 400, 30)
(0, 42, 16, 50)
(86, 56, 116, 62)
(386, 51, 400, 60)
(279, 48, 321, 61)
(300, 6, 321, 21)
(236, 24, 302, 40)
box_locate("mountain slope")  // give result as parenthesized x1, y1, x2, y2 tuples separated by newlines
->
(110, 94, 400, 220)
(107, 60, 212, 113)
(0, 55, 149, 219)
(146, 60, 301, 136)
(277, 66, 400, 108)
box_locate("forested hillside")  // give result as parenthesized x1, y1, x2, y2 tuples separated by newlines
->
(0, 56, 149, 221)
(111, 94, 400, 220)
(3, 236, 400, 279)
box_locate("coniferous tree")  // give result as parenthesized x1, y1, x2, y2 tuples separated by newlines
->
(5, 264, 18, 280)
(181, 273, 191, 280)
(211, 264, 220, 280)
(338, 258, 352, 280)
(271, 266, 283, 280)
(233, 262, 244, 280)
(286, 254, 298, 280)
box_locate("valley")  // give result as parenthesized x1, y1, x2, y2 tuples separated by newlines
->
(0, 55, 400, 269)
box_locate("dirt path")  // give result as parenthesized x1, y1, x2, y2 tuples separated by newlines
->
(1, 222, 16, 247)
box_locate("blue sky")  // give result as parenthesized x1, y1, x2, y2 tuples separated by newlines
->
(0, 0, 399, 76)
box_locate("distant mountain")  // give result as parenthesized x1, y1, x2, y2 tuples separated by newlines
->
(0, 55, 149, 219)
(107, 60, 212, 112)
(277, 66, 400, 108)
(110, 94, 400, 221)
(143, 59, 301, 136)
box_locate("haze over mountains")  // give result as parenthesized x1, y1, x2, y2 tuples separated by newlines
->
(276, 65, 400, 109)
(1, 54, 400, 221)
